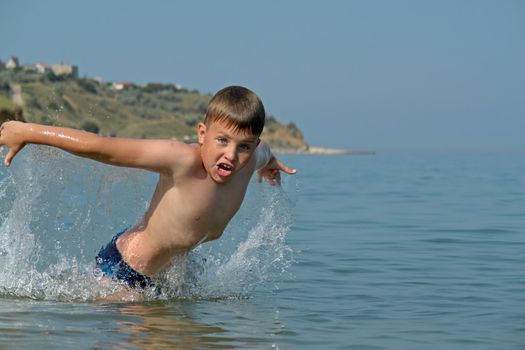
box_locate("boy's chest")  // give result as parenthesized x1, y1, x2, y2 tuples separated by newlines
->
(175, 176, 250, 230)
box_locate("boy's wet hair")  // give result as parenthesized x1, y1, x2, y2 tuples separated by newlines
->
(204, 86, 265, 136)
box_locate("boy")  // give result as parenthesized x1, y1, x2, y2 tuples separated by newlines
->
(0, 86, 296, 291)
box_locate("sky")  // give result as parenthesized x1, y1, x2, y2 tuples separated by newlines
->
(1, 1, 524, 153)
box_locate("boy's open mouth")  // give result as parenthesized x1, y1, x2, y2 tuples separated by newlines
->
(217, 163, 233, 177)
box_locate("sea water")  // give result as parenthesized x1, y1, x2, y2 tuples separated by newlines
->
(0, 147, 524, 349)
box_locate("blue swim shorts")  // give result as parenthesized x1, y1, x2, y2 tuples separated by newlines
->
(95, 229, 153, 289)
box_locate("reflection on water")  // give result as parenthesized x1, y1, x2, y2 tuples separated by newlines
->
(0, 297, 286, 349)
(115, 303, 234, 349)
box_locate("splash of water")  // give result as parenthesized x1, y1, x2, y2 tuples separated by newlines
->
(0, 146, 296, 302)
(157, 186, 295, 300)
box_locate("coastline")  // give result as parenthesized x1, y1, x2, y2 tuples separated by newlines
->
(273, 146, 376, 155)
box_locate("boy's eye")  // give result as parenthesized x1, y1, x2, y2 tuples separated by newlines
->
(217, 137, 227, 144)
(239, 144, 251, 151)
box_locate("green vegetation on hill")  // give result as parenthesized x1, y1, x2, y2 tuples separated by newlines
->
(0, 68, 306, 149)
(0, 95, 16, 109)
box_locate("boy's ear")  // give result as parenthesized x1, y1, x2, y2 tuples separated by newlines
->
(197, 123, 206, 145)
(256, 138, 261, 146)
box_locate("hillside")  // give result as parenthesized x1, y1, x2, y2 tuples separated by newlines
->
(0, 68, 306, 149)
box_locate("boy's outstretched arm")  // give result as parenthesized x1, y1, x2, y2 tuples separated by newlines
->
(255, 141, 296, 185)
(0, 121, 183, 173)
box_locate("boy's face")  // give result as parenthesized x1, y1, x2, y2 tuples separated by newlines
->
(198, 121, 260, 184)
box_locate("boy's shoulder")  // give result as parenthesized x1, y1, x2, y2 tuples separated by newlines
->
(164, 141, 202, 174)
(177, 142, 201, 163)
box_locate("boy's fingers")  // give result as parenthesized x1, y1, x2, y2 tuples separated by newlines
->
(274, 172, 281, 185)
(265, 172, 279, 186)
(276, 159, 297, 175)
(257, 159, 296, 186)
(5, 153, 11, 167)
(5, 148, 17, 167)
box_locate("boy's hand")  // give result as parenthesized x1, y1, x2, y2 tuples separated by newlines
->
(0, 121, 26, 167)
(257, 156, 296, 186)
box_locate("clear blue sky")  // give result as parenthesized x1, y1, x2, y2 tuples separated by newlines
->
(2, 1, 524, 153)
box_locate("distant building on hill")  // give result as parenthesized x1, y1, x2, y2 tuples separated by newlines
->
(1, 56, 80, 77)
(51, 63, 78, 78)
(112, 81, 135, 90)
(5, 57, 19, 69)
(35, 62, 50, 74)
(22, 63, 45, 73)
(23, 62, 51, 74)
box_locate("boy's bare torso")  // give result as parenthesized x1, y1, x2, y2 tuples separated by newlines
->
(0, 118, 295, 285)
(116, 143, 256, 277)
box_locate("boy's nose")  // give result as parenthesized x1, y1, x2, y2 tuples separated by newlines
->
(225, 146, 237, 162)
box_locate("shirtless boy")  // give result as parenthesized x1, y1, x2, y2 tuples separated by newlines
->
(0, 85, 296, 291)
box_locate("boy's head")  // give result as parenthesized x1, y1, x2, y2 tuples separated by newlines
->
(203, 86, 265, 136)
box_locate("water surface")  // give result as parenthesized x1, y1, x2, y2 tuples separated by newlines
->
(0, 148, 524, 349)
